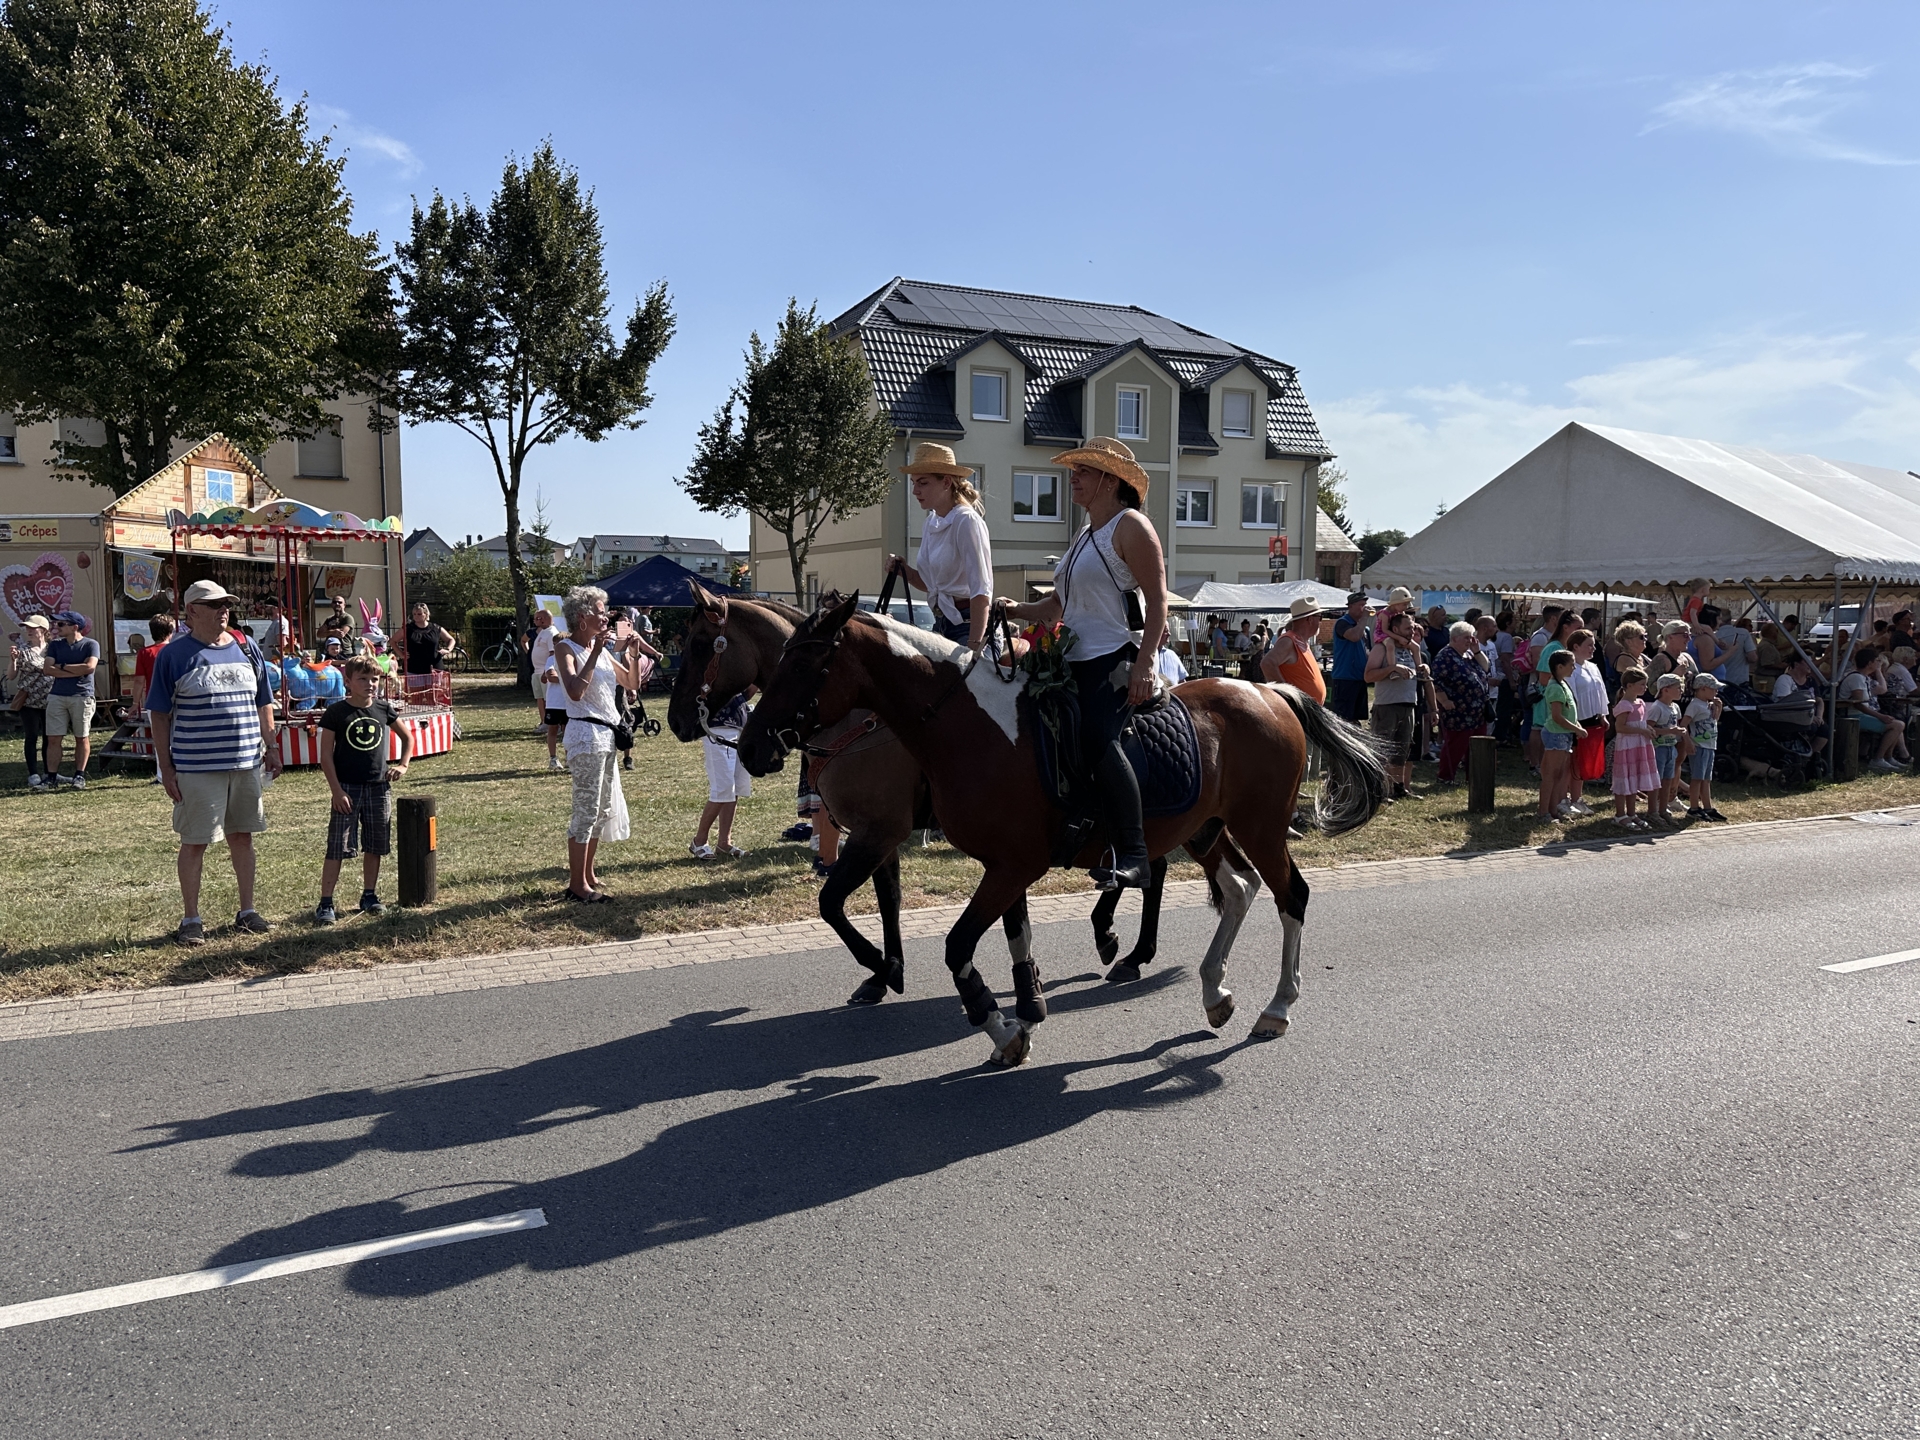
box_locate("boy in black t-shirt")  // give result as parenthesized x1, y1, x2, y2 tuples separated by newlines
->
(316, 657, 413, 923)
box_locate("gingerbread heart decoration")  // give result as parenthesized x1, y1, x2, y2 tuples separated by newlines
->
(0, 553, 74, 625)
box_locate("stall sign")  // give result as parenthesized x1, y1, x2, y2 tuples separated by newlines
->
(0, 550, 75, 626)
(323, 567, 357, 597)
(111, 519, 172, 551)
(122, 551, 162, 601)
(114, 619, 150, 673)
(0, 519, 62, 544)
(534, 593, 567, 635)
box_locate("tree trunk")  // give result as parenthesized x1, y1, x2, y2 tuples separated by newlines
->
(503, 479, 533, 689)
(787, 533, 807, 610)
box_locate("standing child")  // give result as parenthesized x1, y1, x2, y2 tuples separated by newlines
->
(1646, 673, 1687, 825)
(1609, 668, 1660, 829)
(1684, 673, 1726, 821)
(316, 656, 413, 922)
(1536, 649, 1587, 822)
(690, 688, 754, 859)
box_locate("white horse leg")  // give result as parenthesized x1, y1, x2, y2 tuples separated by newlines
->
(1200, 858, 1261, 1030)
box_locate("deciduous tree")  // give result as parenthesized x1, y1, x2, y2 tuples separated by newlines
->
(681, 300, 896, 604)
(0, 0, 389, 494)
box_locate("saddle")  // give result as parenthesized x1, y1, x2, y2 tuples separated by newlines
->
(1022, 687, 1202, 866)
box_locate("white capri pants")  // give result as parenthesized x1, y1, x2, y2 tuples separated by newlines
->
(703, 729, 753, 804)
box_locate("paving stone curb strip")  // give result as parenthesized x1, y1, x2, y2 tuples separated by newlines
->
(4, 806, 1913, 1045)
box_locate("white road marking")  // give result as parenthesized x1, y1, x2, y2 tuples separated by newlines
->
(0, 1208, 546, 1330)
(1822, 948, 1920, 975)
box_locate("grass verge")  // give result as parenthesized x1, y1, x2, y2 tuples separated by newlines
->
(2, 675, 1913, 1003)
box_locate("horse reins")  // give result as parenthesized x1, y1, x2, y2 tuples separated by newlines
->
(693, 612, 739, 749)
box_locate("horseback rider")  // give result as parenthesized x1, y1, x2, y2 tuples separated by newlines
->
(887, 442, 994, 653)
(1000, 436, 1168, 892)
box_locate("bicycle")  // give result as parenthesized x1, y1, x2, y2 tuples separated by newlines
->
(480, 637, 519, 669)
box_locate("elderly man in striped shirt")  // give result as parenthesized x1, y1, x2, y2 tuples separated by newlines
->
(147, 579, 283, 946)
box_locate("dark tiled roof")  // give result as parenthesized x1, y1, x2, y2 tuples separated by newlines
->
(842, 279, 1331, 459)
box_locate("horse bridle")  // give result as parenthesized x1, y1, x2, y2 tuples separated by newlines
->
(693, 613, 739, 749)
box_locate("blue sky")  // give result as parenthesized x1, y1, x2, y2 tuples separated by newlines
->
(216, 0, 1920, 545)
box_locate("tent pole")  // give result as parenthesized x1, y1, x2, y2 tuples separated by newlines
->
(1744, 584, 1823, 677)
(1827, 576, 1843, 762)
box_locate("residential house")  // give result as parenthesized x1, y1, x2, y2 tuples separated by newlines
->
(571, 533, 730, 581)
(1, 397, 403, 621)
(745, 278, 1334, 605)
(403, 527, 454, 571)
(1313, 509, 1361, 591)
(474, 532, 571, 568)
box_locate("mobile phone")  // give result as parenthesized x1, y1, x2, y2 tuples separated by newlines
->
(615, 617, 631, 639)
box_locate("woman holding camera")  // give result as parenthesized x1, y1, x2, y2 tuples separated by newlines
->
(555, 585, 644, 902)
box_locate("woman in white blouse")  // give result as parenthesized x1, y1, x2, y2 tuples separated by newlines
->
(886, 442, 993, 653)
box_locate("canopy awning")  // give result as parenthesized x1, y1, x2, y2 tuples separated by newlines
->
(1362, 423, 1920, 600)
(601, 554, 739, 606)
(1171, 578, 1356, 614)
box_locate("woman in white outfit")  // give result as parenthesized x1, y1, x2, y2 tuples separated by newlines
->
(886, 442, 994, 653)
(555, 585, 643, 902)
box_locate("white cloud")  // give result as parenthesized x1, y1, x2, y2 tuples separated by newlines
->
(1320, 334, 1920, 533)
(312, 104, 422, 177)
(1646, 63, 1914, 166)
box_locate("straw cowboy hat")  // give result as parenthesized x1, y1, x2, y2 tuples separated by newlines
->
(1286, 597, 1322, 622)
(902, 441, 975, 478)
(1051, 436, 1151, 497)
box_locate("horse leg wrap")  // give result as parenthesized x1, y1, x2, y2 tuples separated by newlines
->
(1012, 960, 1047, 1025)
(952, 963, 997, 1027)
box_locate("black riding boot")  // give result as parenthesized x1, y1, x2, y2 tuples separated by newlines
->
(1089, 741, 1151, 891)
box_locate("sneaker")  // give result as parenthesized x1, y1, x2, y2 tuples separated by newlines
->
(1703, 807, 1729, 822)
(26, 774, 45, 790)
(176, 918, 205, 947)
(358, 891, 385, 915)
(1613, 815, 1638, 828)
(233, 909, 272, 935)
(1566, 799, 1593, 816)
(780, 822, 813, 843)
(314, 898, 338, 925)
(549, 756, 565, 772)
(52, 774, 74, 788)
(1869, 757, 1902, 774)
(1685, 807, 1706, 819)
(69, 773, 86, 790)
(812, 857, 833, 878)
(622, 755, 634, 771)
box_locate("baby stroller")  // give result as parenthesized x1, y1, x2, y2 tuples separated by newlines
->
(626, 653, 663, 738)
(1718, 694, 1817, 787)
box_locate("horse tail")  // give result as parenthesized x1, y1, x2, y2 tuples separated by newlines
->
(1269, 683, 1390, 837)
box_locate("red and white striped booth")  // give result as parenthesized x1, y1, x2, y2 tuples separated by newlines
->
(275, 706, 456, 767)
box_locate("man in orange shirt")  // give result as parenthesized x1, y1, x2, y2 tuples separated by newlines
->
(1261, 598, 1327, 703)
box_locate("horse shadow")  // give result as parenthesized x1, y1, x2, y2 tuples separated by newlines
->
(198, 1024, 1244, 1297)
(127, 968, 1187, 1180)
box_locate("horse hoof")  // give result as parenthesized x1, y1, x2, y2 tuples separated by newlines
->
(1205, 993, 1236, 1030)
(1106, 962, 1142, 986)
(994, 1028, 1032, 1067)
(1250, 1013, 1289, 1040)
(884, 958, 905, 995)
(1095, 934, 1119, 967)
(848, 977, 889, 1006)
(1120, 950, 1155, 971)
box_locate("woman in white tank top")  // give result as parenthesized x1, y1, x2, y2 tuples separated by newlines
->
(999, 437, 1169, 891)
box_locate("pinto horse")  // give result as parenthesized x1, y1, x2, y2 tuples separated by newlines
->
(736, 593, 1389, 1066)
(666, 584, 1172, 1004)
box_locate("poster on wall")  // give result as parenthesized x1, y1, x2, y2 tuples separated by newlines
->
(534, 593, 567, 635)
(122, 552, 162, 601)
(0, 551, 75, 627)
(114, 618, 151, 672)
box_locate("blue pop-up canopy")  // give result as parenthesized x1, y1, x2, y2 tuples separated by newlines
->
(600, 554, 739, 606)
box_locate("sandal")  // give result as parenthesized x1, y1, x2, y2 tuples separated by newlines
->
(688, 843, 716, 860)
(721, 845, 747, 859)
(563, 888, 610, 904)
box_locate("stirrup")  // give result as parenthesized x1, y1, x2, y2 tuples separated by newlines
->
(1090, 845, 1151, 892)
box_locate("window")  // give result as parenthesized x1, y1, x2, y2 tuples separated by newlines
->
(0, 411, 15, 461)
(203, 468, 236, 506)
(298, 416, 344, 477)
(1012, 471, 1061, 521)
(971, 370, 1008, 422)
(1116, 386, 1147, 439)
(1176, 479, 1213, 526)
(1221, 390, 1256, 438)
(1241, 481, 1285, 528)
(1320, 564, 1342, 586)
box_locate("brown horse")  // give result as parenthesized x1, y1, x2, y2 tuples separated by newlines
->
(736, 593, 1388, 1065)
(665, 585, 1172, 1005)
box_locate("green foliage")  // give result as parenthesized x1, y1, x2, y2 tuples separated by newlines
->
(1316, 463, 1352, 534)
(1357, 528, 1408, 571)
(463, 606, 517, 665)
(425, 543, 511, 632)
(725, 557, 751, 591)
(391, 141, 675, 656)
(0, 0, 389, 494)
(681, 299, 896, 602)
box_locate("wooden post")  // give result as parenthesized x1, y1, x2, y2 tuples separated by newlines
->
(1836, 713, 1861, 782)
(1467, 733, 1497, 813)
(397, 795, 438, 907)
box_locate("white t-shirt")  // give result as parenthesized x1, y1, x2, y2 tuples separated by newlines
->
(1772, 673, 1807, 700)
(1886, 662, 1916, 698)
(1837, 672, 1875, 708)
(1568, 659, 1608, 719)
(1155, 647, 1188, 684)
(531, 626, 565, 710)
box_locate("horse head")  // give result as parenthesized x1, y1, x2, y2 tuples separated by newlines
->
(736, 591, 863, 777)
(669, 579, 753, 741)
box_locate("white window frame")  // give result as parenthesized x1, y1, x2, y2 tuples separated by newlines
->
(0, 411, 16, 462)
(1221, 389, 1255, 438)
(1175, 478, 1214, 527)
(1012, 470, 1062, 523)
(297, 415, 345, 478)
(203, 468, 236, 506)
(1241, 480, 1286, 530)
(1115, 385, 1148, 440)
(971, 368, 1009, 422)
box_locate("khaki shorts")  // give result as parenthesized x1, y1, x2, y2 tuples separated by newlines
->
(173, 766, 268, 846)
(44, 693, 96, 736)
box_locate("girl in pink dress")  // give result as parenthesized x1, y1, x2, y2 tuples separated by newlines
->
(1610, 668, 1661, 830)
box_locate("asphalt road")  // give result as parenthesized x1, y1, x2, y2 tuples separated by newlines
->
(3, 820, 1917, 1439)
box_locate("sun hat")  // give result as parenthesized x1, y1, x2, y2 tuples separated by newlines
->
(1660, 620, 1691, 637)
(1654, 672, 1685, 691)
(1050, 436, 1151, 497)
(1386, 586, 1414, 605)
(1287, 597, 1322, 621)
(1693, 672, 1722, 690)
(21, 613, 50, 630)
(901, 441, 974, 478)
(183, 578, 238, 606)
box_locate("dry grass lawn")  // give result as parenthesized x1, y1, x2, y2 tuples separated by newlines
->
(2, 673, 1914, 1004)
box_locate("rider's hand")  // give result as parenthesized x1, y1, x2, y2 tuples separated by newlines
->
(1127, 656, 1155, 706)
